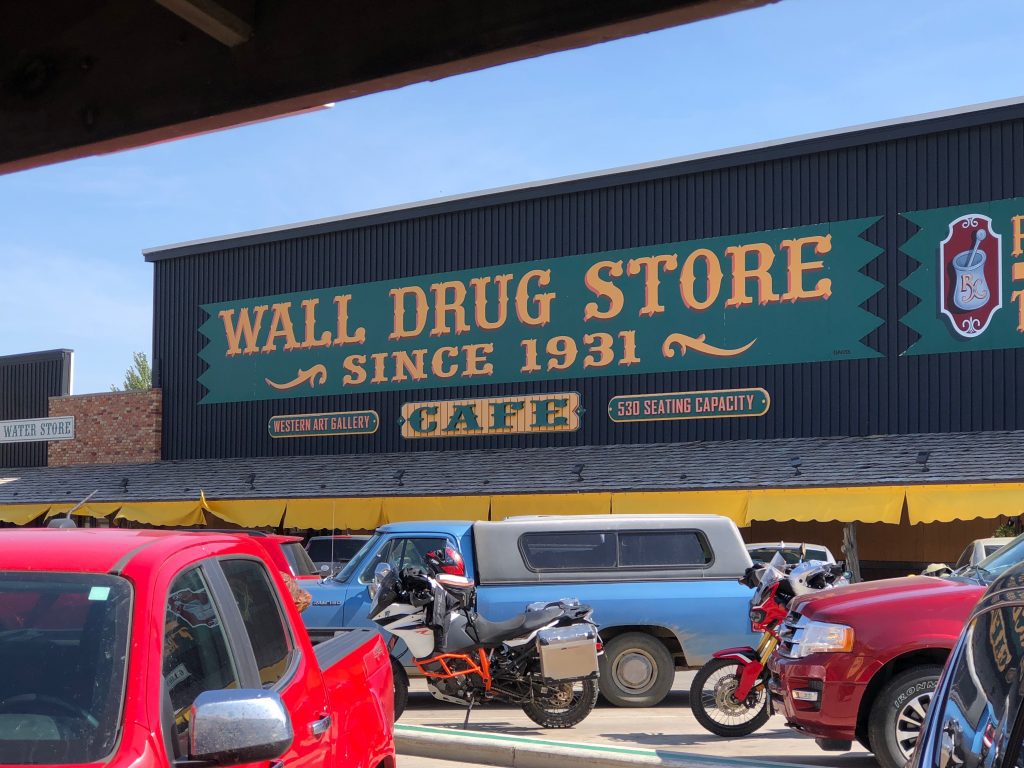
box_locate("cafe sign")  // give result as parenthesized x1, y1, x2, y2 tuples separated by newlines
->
(0, 416, 75, 443)
(608, 388, 770, 422)
(268, 410, 379, 438)
(198, 218, 882, 404)
(400, 393, 582, 439)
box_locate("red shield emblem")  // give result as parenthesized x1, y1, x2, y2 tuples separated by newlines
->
(939, 214, 1002, 337)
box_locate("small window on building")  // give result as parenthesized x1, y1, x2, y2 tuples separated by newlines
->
(618, 531, 712, 568)
(221, 559, 295, 688)
(519, 532, 617, 571)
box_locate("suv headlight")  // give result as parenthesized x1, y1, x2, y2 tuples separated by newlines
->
(793, 621, 855, 657)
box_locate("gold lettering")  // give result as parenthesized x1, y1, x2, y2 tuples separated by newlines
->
(342, 355, 367, 386)
(1013, 215, 1024, 258)
(219, 305, 268, 356)
(389, 286, 428, 341)
(780, 235, 833, 303)
(515, 270, 555, 326)
(430, 280, 471, 337)
(431, 346, 460, 379)
(583, 260, 624, 321)
(725, 243, 780, 308)
(470, 275, 513, 331)
(392, 349, 428, 382)
(626, 254, 678, 317)
(299, 298, 333, 349)
(464, 343, 494, 377)
(332, 295, 366, 346)
(679, 249, 723, 311)
(262, 302, 301, 353)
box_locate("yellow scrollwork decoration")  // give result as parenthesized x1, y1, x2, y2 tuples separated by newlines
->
(662, 333, 756, 359)
(265, 365, 329, 391)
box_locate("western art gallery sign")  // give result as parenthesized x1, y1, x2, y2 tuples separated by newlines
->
(197, 197, 1024, 405)
(199, 219, 881, 403)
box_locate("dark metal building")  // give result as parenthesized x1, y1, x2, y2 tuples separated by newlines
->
(0, 350, 73, 468)
(148, 98, 1024, 461)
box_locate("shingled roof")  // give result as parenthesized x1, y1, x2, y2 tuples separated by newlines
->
(2, 430, 1022, 504)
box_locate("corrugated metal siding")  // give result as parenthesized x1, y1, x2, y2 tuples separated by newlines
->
(154, 112, 1024, 460)
(0, 351, 72, 468)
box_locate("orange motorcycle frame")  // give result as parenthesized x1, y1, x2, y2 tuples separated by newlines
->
(414, 648, 492, 691)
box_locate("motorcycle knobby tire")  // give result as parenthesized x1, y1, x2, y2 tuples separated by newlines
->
(690, 658, 771, 737)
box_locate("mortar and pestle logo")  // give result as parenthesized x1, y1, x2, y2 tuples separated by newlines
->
(951, 229, 991, 311)
(938, 213, 1003, 339)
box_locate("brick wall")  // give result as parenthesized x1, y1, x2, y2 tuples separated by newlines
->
(48, 390, 162, 466)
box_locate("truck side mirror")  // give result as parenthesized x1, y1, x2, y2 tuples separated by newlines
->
(189, 689, 293, 766)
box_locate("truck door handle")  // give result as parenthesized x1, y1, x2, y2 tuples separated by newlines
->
(310, 715, 331, 738)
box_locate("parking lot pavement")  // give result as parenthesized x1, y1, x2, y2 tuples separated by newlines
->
(400, 673, 876, 768)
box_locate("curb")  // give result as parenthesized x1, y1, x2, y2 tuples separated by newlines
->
(396, 724, 813, 768)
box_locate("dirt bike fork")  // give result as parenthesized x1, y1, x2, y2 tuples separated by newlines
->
(734, 633, 779, 701)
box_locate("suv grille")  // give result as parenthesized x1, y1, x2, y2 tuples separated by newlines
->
(778, 610, 808, 657)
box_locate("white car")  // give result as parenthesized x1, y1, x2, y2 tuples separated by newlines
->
(745, 541, 837, 565)
(953, 536, 1013, 570)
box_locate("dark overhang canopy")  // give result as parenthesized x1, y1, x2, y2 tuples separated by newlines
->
(2, 0, 773, 175)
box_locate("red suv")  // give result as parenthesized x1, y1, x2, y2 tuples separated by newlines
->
(769, 536, 1024, 768)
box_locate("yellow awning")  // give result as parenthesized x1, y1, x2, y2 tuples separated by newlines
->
(283, 498, 383, 530)
(201, 494, 286, 528)
(907, 484, 1024, 525)
(115, 501, 205, 527)
(382, 496, 490, 523)
(46, 502, 122, 520)
(490, 493, 611, 520)
(612, 491, 749, 527)
(745, 486, 905, 525)
(0, 504, 50, 525)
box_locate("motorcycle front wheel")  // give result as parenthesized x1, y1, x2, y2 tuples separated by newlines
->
(521, 678, 599, 728)
(690, 658, 770, 737)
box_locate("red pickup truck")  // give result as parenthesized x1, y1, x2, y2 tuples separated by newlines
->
(0, 528, 395, 768)
(769, 537, 1024, 768)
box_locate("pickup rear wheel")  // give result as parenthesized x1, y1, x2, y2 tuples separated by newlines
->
(391, 658, 409, 721)
(867, 665, 940, 768)
(598, 633, 675, 707)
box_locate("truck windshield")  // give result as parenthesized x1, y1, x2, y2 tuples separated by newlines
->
(965, 534, 1024, 584)
(0, 572, 131, 765)
(308, 537, 369, 564)
(334, 534, 381, 582)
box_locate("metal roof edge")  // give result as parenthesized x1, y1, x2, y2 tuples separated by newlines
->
(143, 96, 1024, 262)
(0, 349, 75, 365)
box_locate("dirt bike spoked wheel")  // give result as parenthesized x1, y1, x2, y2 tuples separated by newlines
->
(690, 658, 770, 737)
(521, 678, 599, 728)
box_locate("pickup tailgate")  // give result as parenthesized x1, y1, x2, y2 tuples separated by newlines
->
(317, 628, 394, 768)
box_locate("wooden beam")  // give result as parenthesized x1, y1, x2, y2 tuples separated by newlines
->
(154, 0, 252, 47)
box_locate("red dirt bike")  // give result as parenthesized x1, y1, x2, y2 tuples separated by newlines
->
(690, 552, 846, 736)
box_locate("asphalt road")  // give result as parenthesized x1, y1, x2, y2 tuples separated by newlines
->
(399, 673, 877, 768)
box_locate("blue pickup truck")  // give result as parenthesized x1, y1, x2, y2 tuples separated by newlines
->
(302, 514, 757, 708)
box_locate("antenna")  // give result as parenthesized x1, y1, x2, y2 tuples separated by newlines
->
(48, 490, 98, 528)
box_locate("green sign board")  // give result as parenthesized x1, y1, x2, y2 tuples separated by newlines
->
(902, 197, 1024, 355)
(608, 388, 770, 422)
(268, 410, 379, 438)
(199, 218, 882, 404)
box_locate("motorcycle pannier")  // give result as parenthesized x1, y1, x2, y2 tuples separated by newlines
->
(536, 625, 599, 680)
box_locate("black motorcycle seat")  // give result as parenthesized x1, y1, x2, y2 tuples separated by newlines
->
(472, 605, 563, 645)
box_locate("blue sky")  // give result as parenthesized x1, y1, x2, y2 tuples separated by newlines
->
(1, 0, 1022, 394)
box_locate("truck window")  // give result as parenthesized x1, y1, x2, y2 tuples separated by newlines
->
(519, 532, 617, 571)
(360, 537, 449, 581)
(955, 545, 973, 570)
(618, 531, 713, 567)
(221, 559, 295, 687)
(0, 573, 131, 765)
(162, 568, 239, 754)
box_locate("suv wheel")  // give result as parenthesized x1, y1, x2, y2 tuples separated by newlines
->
(867, 665, 940, 768)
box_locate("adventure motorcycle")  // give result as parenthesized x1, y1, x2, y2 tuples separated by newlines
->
(690, 551, 847, 737)
(367, 547, 601, 728)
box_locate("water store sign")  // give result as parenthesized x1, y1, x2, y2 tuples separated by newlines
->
(198, 219, 881, 404)
(0, 416, 75, 443)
